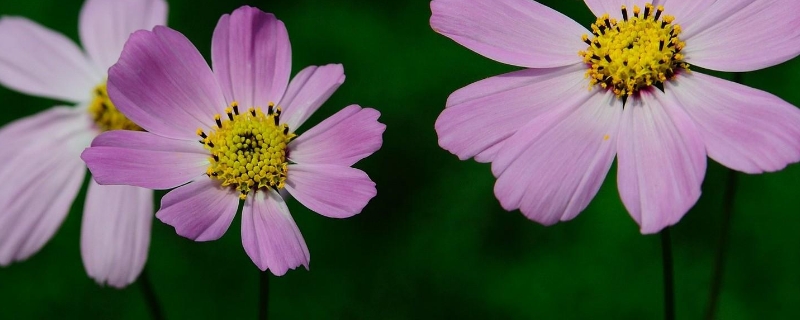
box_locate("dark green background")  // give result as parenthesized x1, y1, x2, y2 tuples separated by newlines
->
(1, 0, 799, 318)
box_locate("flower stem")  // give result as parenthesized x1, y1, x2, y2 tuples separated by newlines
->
(661, 228, 675, 320)
(260, 271, 270, 320)
(139, 268, 164, 320)
(704, 167, 739, 320)
(703, 73, 742, 320)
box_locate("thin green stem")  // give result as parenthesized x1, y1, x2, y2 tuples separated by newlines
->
(259, 271, 270, 320)
(704, 168, 739, 320)
(139, 268, 164, 320)
(661, 228, 675, 320)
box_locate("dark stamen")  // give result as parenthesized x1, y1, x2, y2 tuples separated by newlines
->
(233, 105, 239, 115)
(593, 40, 602, 48)
(215, 117, 222, 128)
(592, 54, 602, 61)
(643, 6, 650, 19)
(604, 55, 612, 63)
(273, 116, 279, 126)
(250, 108, 256, 116)
(227, 110, 234, 121)
(584, 38, 592, 45)
(267, 105, 274, 115)
(654, 8, 663, 21)
(207, 141, 215, 148)
(621, 7, 628, 21)
(212, 154, 219, 161)
(659, 40, 665, 51)
(283, 127, 289, 134)
(604, 19, 612, 30)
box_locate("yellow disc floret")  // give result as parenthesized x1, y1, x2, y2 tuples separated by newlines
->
(88, 82, 143, 131)
(579, 3, 689, 97)
(199, 102, 295, 200)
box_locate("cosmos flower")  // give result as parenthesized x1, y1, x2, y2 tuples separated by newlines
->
(432, 0, 800, 233)
(81, 6, 385, 275)
(0, 0, 166, 287)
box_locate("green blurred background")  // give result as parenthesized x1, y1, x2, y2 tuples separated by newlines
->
(1, 0, 799, 318)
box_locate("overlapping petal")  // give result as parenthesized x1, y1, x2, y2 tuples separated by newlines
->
(0, 17, 99, 102)
(79, 0, 168, 72)
(156, 176, 239, 241)
(279, 64, 345, 130)
(108, 26, 226, 140)
(242, 190, 309, 275)
(430, 0, 587, 68)
(81, 181, 153, 288)
(212, 6, 291, 108)
(668, 72, 800, 173)
(289, 105, 384, 166)
(682, 0, 800, 72)
(436, 64, 587, 162)
(492, 90, 620, 225)
(617, 91, 706, 234)
(82, 130, 209, 189)
(285, 164, 377, 219)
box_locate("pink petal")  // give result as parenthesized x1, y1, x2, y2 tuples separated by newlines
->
(682, 0, 800, 72)
(0, 110, 92, 265)
(436, 64, 587, 162)
(616, 91, 706, 234)
(242, 189, 309, 275)
(285, 164, 377, 219)
(0, 17, 99, 102)
(430, 0, 587, 68)
(492, 90, 620, 225)
(82, 131, 209, 189)
(289, 105, 385, 166)
(108, 26, 226, 140)
(667, 72, 800, 173)
(79, 0, 168, 72)
(81, 180, 153, 288)
(212, 6, 291, 108)
(279, 64, 345, 130)
(583, 1, 714, 23)
(156, 176, 239, 241)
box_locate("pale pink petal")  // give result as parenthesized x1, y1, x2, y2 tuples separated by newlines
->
(492, 90, 620, 224)
(285, 164, 377, 219)
(682, 0, 800, 72)
(0, 110, 93, 265)
(242, 189, 309, 275)
(156, 176, 239, 241)
(82, 131, 209, 189)
(667, 72, 800, 173)
(279, 64, 345, 130)
(617, 91, 706, 234)
(289, 105, 384, 166)
(583, 0, 713, 23)
(430, 0, 587, 68)
(79, 0, 168, 72)
(81, 180, 153, 288)
(0, 17, 99, 102)
(212, 6, 291, 108)
(436, 64, 588, 162)
(108, 26, 226, 140)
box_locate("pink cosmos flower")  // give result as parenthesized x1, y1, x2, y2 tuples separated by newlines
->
(0, 0, 166, 287)
(432, 0, 800, 233)
(81, 6, 385, 275)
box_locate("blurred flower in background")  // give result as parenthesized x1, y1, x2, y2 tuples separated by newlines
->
(0, 0, 167, 288)
(82, 6, 385, 275)
(432, 0, 800, 233)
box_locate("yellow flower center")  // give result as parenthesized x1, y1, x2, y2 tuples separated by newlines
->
(88, 82, 143, 132)
(198, 102, 295, 200)
(579, 3, 689, 98)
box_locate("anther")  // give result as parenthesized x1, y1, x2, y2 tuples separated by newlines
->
(643, 5, 651, 19)
(592, 54, 602, 60)
(213, 154, 219, 162)
(283, 127, 289, 135)
(633, 5, 640, 17)
(659, 39, 665, 51)
(621, 6, 628, 21)
(267, 105, 274, 115)
(273, 115, 279, 126)
(604, 18, 612, 30)
(226, 107, 234, 121)
(207, 141, 215, 148)
(214, 114, 222, 128)
(604, 55, 612, 63)
(275, 107, 282, 118)
(654, 5, 664, 21)
(197, 128, 207, 138)
(249, 108, 256, 116)
(233, 104, 239, 115)
(583, 34, 591, 45)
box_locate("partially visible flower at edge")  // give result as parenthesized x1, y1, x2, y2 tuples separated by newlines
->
(0, 0, 167, 287)
(81, 6, 385, 275)
(431, 0, 800, 233)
